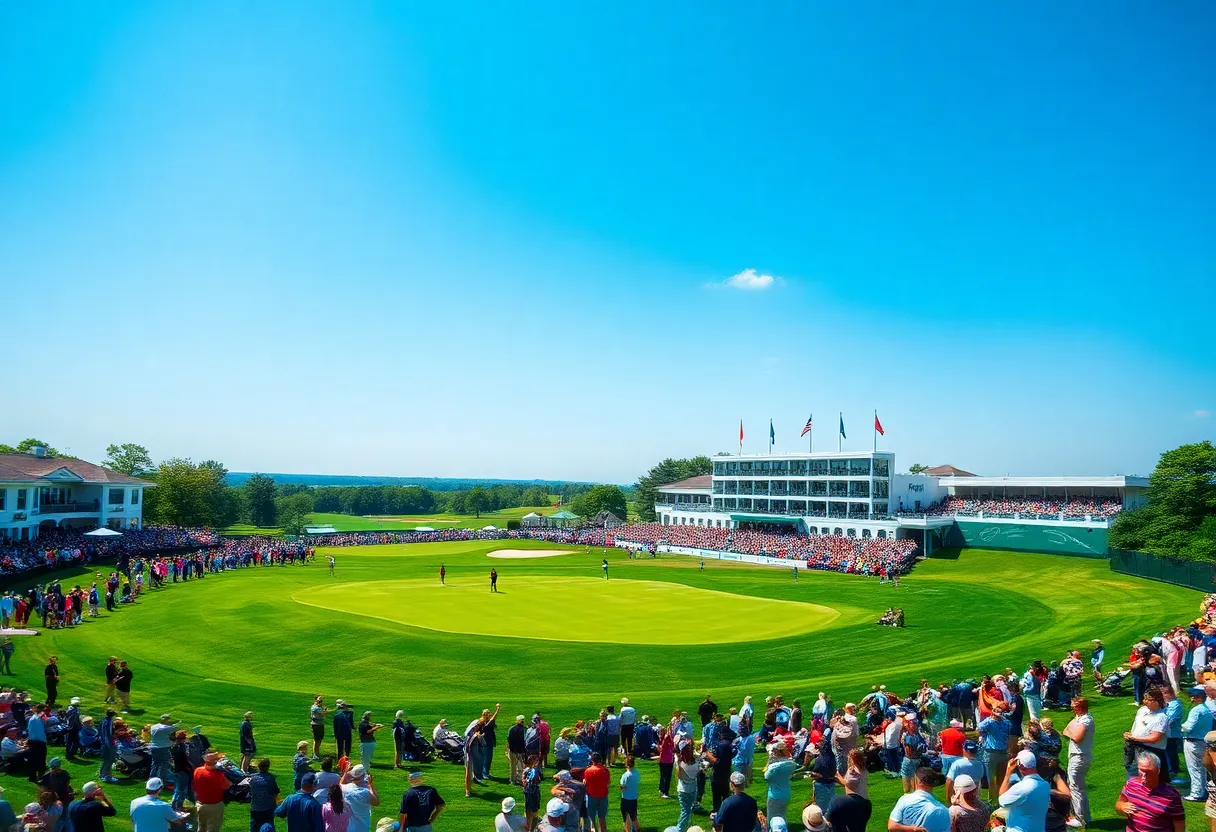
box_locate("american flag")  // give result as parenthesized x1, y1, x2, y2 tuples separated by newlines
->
(800, 414, 813, 437)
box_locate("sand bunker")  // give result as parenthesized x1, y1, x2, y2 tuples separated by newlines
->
(487, 549, 576, 559)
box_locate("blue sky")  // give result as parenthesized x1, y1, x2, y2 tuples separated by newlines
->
(1, 2, 1212, 482)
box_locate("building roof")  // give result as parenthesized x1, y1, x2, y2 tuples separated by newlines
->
(936, 475, 1149, 489)
(657, 475, 712, 491)
(0, 453, 153, 486)
(925, 465, 976, 477)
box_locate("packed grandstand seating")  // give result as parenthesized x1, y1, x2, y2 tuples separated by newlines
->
(917, 495, 1122, 519)
(0, 521, 920, 579)
(612, 523, 920, 576)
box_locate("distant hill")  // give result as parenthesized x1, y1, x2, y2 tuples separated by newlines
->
(224, 472, 602, 491)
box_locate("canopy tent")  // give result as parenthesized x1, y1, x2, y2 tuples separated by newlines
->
(413, 526, 435, 532)
(481, 525, 497, 531)
(84, 527, 123, 537)
(520, 512, 545, 528)
(546, 510, 581, 529)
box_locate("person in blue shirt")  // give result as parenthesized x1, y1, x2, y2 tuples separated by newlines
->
(997, 751, 1049, 832)
(239, 713, 257, 774)
(977, 704, 1011, 803)
(25, 706, 48, 785)
(1162, 687, 1185, 784)
(274, 772, 324, 832)
(1181, 686, 1214, 800)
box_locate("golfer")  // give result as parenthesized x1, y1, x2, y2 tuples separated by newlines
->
(490, 569, 498, 593)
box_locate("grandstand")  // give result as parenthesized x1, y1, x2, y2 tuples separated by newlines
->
(654, 452, 1147, 556)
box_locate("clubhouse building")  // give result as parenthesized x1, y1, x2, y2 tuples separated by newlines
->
(655, 451, 1147, 556)
(0, 448, 152, 542)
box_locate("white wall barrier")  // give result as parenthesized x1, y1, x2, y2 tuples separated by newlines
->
(614, 540, 802, 570)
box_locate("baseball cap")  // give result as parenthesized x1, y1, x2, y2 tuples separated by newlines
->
(70, 697, 81, 706)
(952, 774, 977, 793)
(244, 711, 254, 718)
(729, 771, 745, 786)
(1016, 750, 1037, 768)
(349, 765, 367, 779)
(1190, 686, 1207, 696)
(516, 715, 525, 723)
(300, 772, 317, 787)
(949, 719, 963, 728)
(621, 698, 630, 705)
(546, 797, 569, 817)
(555, 770, 572, 781)
(963, 740, 979, 753)
(49, 758, 62, 768)
(407, 771, 424, 782)
(146, 778, 164, 791)
(501, 797, 516, 813)
(770, 819, 789, 832)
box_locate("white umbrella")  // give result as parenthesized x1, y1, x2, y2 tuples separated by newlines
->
(481, 525, 497, 531)
(83, 528, 123, 537)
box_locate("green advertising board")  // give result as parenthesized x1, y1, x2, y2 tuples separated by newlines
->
(945, 520, 1108, 558)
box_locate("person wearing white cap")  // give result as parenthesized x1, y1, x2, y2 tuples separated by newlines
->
(887, 767, 949, 832)
(997, 750, 1049, 832)
(68, 781, 117, 832)
(398, 770, 444, 832)
(537, 797, 568, 832)
(507, 715, 529, 786)
(946, 773, 990, 832)
(340, 764, 380, 832)
(619, 699, 637, 757)
(129, 777, 188, 832)
(495, 796, 526, 832)
(714, 770, 761, 832)
(239, 711, 257, 774)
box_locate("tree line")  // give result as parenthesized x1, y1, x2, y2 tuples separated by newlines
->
(1110, 440, 1216, 561)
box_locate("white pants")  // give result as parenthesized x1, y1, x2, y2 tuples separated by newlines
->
(1185, 739, 1207, 800)
(1165, 662, 1181, 693)
(1067, 753, 1091, 823)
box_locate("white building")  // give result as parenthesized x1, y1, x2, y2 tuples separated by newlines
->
(653, 451, 1147, 556)
(0, 449, 153, 542)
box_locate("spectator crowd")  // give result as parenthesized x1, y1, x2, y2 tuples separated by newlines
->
(917, 498, 1123, 520)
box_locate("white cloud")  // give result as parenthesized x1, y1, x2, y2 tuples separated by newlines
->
(709, 268, 782, 291)
(1196, 409, 1212, 419)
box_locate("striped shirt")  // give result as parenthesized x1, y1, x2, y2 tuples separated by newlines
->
(1118, 778, 1184, 832)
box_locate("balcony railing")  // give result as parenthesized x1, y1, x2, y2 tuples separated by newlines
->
(38, 502, 101, 515)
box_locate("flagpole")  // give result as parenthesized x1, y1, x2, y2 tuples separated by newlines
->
(838, 411, 842, 453)
(874, 409, 877, 453)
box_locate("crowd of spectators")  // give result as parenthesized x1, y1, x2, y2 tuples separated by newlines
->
(918, 497, 1123, 519)
(0, 527, 219, 579)
(613, 524, 921, 576)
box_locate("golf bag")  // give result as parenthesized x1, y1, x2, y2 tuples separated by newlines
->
(115, 745, 153, 780)
(404, 731, 435, 762)
(220, 761, 251, 803)
(433, 733, 465, 764)
(1100, 668, 1130, 697)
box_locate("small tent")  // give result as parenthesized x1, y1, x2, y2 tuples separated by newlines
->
(546, 510, 581, 529)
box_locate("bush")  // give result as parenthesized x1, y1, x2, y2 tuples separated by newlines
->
(506, 519, 521, 531)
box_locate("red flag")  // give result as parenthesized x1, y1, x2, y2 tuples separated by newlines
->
(874, 414, 885, 436)
(739, 420, 744, 444)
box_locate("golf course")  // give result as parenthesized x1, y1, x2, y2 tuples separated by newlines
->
(0, 542, 1202, 831)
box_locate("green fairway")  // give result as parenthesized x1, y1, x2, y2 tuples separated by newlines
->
(0, 543, 1204, 832)
(297, 575, 840, 644)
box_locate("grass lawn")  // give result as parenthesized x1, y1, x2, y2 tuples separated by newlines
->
(1, 545, 1202, 832)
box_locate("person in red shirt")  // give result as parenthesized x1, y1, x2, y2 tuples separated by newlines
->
(191, 752, 230, 832)
(582, 753, 610, 832)
(938, 718, 967, 770)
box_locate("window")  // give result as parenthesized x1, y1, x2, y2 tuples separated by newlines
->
(849, 459, 871, 476)
(132, 490, 139, 506)
(0, 490, 5, 511)
(846, 528, 856, 537)
(862, 529, 871, 539)
(809, 460, 829, 476)
(877, 530, 887, 539)
(873, 457, 890, 477)
(16, 490, 26, 511)
(108, 488, 125, 505)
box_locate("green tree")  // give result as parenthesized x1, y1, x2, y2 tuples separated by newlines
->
(633, 456, 712, 522)
(103, 443, 154, 476)
(144, 458, 229, 527)
(0, 438, 67, 457)
(276, 492, 314, 536)
(466, 486, 488, 518)
(521, 486, 550, 507)
(1110, 441, 1216, 560)
(907, 463, 930, 475)
(244, 473, 279, 527)
(571, 484, 628, 521)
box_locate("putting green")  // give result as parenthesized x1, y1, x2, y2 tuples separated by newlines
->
(293, 575, 839, 644)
